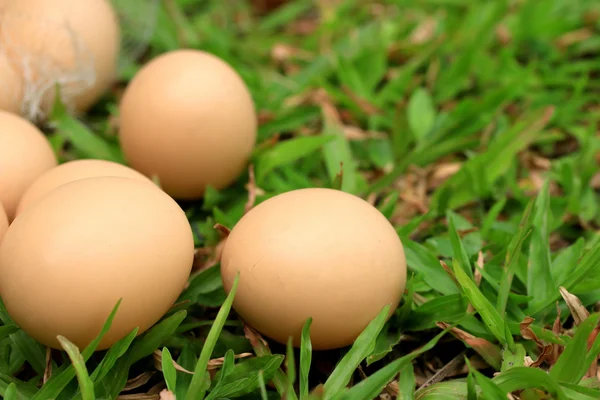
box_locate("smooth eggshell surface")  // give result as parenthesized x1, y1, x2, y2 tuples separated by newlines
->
(119, 49, 257, 199)
(0, 110, 57, 221)
(16, 159, 155, 216)
(0, 204, 8, 245)
(220, 188, 407, 350)
(0, 0, 120, 116)
(0, 176, 194, 350)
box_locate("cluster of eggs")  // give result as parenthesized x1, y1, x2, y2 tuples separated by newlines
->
(0, 0, 407, 352)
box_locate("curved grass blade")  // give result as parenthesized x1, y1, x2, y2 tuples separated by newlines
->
(338, 328, 449, 400)
(162, 347, 177, 394)
(90, 327, 138, 383)
(286, 337, 296, 398)
(186, 273, 240, 400)
(452, 260, 506, 344)
(0, 325, 18, 339)
(300, 318, 313, 399)
(323, 305, 390, 399)
(550, 313, 600, 383)
(205, 355, 284, 400)
(33, 299, 123, 400)
(493, 367, 567, 399)
(447, 213, 473, 280)
(128, 310, 187, 365)
(57, 336, 95, 400)
(3, 383, 17, 400)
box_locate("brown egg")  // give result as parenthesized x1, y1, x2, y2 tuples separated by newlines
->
(16, 159, 155, 216)
(118, 49, 257, 200)
(0, 176, 194, 350)
(0, 110, 57, 221)
(0, 204, 8, 245)
(0, 0, 120, 119)
(220, 188, 407, 350)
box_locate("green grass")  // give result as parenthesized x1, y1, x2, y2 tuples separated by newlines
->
(2, 0, 600, 398)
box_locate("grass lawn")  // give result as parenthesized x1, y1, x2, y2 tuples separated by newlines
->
(2, 0, 600, 398)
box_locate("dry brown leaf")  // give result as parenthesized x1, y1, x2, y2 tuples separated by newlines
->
(43, 347, 52, 384)
(244, 164, 264, 214)
(428, 162, 461, 189)
(552, 302, 564, 363)
(495, 24, 512, 45)
(213, 223, 231, 237)
(559, 286, 589, 325)
(207, 352, 253, 370)
(244, 323, 270, 351)
(420, 350, 466, 389)
(271, 43, 312, 63)
(121, 372, 155, 392)
(153, 350, 194, 374)
(520, 317, 554, 367)
(341, 86, 382, 115)
(591, 172, 600, 189)
(382, 379, 399, 398)
(342, 125, 387, 141)
(116, 395, 159, 400)
(410, 18, 437, 44)
(437, 323, 502, 368)
(439, 261, 459, 287)
(556, 28, 594, 48)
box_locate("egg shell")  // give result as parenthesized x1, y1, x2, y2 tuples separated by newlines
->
(0, 204, 8, 245)
(0, 176, 194, 350)
(0, 0, 120, 116)
(16, 159, 155, 216)
(0, 110, 57, 221)
(220, 188, 407, 350)
(118, 49, 257, 199)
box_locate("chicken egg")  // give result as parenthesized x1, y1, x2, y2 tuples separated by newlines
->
(16, 158, 154, 216)
(0, 110, 57, 221)
(0, 176, 194, 350)
(118, 49, 257, 199)
(0, 204, 8, 245)
(0, 0, 120, 119)
(220, 188, 407, 350)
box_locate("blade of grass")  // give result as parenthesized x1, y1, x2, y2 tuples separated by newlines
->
(33, 299, 123, 400)
(497, 200, 534, 316)
(128, 310, 187, 365)
(186, 273, 240, 400)
(300, 318, 313, 399)
(452, 260, 506, 344)
(323, 305, 390, 399)
(57, 336, 95, 400)
(162, 347, 177, 394)
(89, 328, 138, 383)
(286, 338, 296, 399)
(526, 181, 556, 311)
(255, 135, 335, 182)
(398, 363, 415, 400)
(447, 212, 474, 280)
(550, 313, 600, 383)
(492, 367, 567, 399)
(205, 355, 284, 400)
(3, 383, 17, 400)
(338, 328, 449, 400)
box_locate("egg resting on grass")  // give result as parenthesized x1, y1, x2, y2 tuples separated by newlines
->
(16, 159, 155, 216)
(0, 176, 194, 350)
(0, 0, 120, 120)
(220, 188, 407, 350)
(118, 49, 257, 200)
(0, 110, 57, 221)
